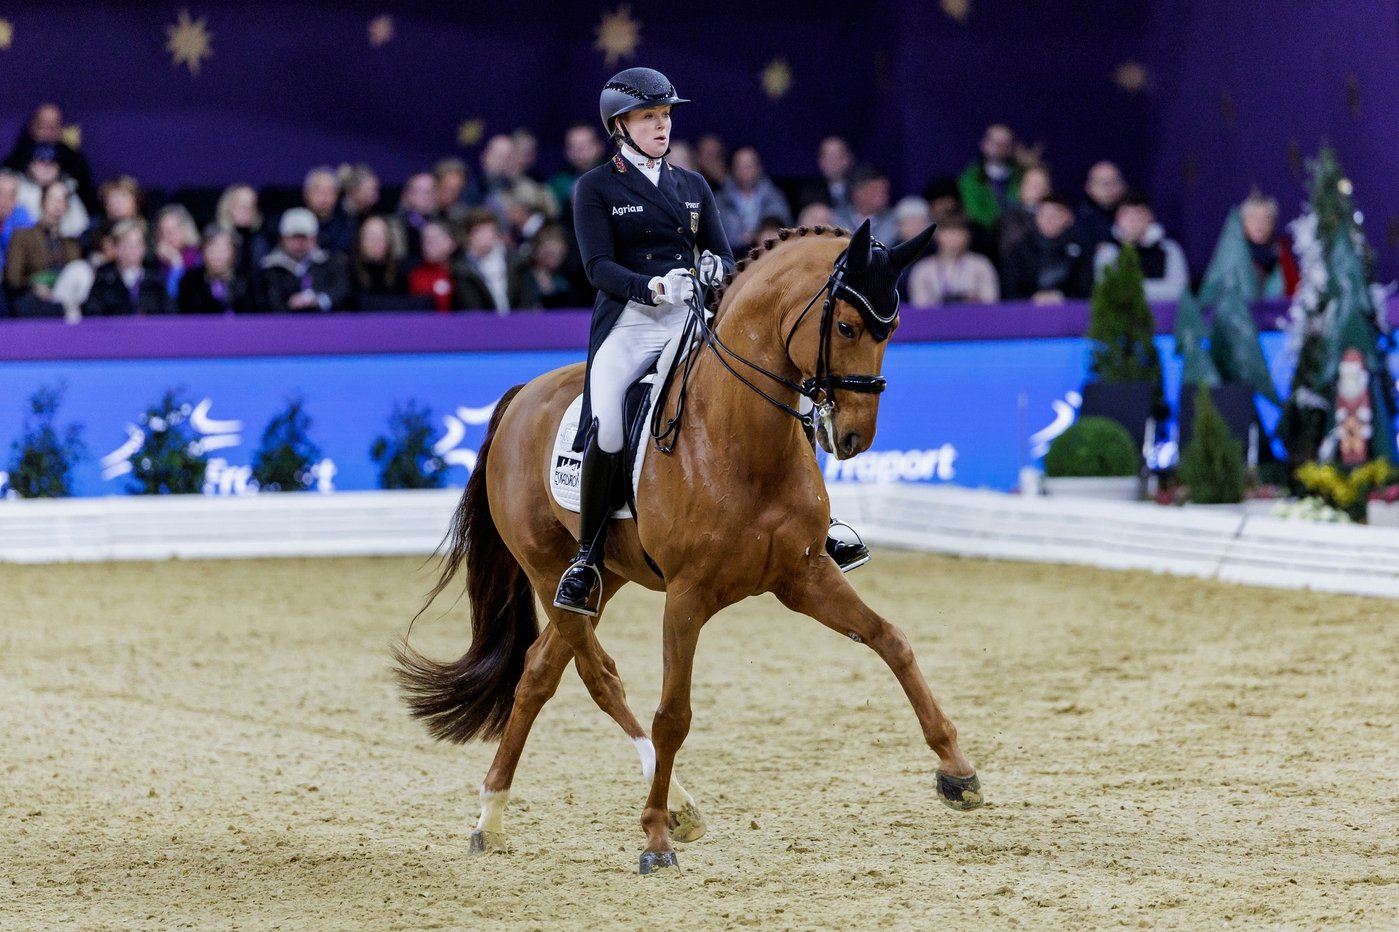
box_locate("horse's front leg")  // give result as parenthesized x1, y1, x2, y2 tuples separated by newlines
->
(639, 585, 716, 874)
(774, 553, 983, 811)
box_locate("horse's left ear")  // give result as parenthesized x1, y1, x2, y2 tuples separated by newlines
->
(889, 223, 937, 271)
(846, 219, 873, 273)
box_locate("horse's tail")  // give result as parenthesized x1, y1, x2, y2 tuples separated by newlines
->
(393, 384, 538, 743)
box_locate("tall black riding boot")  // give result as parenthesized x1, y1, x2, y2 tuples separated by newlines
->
(553, 439, 623, 616)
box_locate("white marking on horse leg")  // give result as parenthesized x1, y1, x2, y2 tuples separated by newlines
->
(476, 786, 509, 834)
(635, 736, 694, 810)
(633, 737, 656, 783)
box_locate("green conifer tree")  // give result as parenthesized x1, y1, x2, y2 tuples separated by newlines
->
(6, 384, 85, 498)
(1178, 386, 1245, 504)
(1087, 245, 1166, 420)
(252, 398, 322, 492)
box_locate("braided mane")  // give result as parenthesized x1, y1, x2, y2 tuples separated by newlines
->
(709, 224, 849, 309)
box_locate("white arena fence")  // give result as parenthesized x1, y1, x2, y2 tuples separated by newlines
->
(3, 485, 1399, 600)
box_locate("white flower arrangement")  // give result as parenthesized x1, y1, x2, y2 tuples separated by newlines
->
(1269, 496, 1353, 523)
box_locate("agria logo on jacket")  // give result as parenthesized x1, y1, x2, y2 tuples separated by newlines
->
(611, 204, 643, 216)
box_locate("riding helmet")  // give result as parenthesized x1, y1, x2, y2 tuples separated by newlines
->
(598, 67, 689, 135)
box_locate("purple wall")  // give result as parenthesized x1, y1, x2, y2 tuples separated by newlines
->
(1, 2, 1395, 275)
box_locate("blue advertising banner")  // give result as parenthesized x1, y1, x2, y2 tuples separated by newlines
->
(0, 333, 1330, 498)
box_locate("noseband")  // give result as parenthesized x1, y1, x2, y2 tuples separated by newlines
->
(650, 249, 892, 454)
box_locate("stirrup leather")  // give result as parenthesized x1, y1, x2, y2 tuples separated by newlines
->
(553, 560, 604, 616)
(826, 518, 871, 574)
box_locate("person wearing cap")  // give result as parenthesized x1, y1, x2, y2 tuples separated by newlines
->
(15, 143, 89, 240)
(553, 66, 736, 615)
(253, 208, 351, 312)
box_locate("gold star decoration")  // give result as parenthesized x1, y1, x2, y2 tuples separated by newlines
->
(1112, 61, 1149, 93)
(941, 0, 970, 23)
(368, 14, 394, 47)
(62, 125, 83, 150)
(595, 5, 641, 66)
(457, 119, 485, 148)
(0, 18, 13, 50)
(760, 58, 792, 100)
(165, 8, 213, 76)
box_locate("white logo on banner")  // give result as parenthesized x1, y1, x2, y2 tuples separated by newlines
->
(432, 399, 500, 474)
(824, 445, 959, 483)
(1028, 390, 1082, 458)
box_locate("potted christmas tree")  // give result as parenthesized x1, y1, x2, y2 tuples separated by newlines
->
(5, 384, 85, 498)
(1085, 244, 1167, 434)
(252, 398, 323, 492)
(1177, 386, 1245, 506)
(1042, 415, 1142, 500)
(370, 400, 448, 490)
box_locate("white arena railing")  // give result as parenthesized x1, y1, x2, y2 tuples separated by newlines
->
(4, 485, 1399, 600)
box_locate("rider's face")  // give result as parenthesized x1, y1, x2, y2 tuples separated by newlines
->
(621, 106, 672, 159)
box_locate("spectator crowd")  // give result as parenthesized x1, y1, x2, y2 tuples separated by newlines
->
(0, 102, 1300, 320)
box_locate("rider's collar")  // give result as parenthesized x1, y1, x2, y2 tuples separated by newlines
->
(620, 145, 663, 172)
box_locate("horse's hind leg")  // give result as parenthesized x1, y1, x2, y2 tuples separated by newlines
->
(472, 575, 704, 852)
(775, 556, 983, 812)
(544, 589, 706, 842)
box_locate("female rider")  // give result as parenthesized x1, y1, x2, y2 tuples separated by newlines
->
(555, 67, 867, 616)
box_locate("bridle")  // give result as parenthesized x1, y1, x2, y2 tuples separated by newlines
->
(651, 248, 895, 454)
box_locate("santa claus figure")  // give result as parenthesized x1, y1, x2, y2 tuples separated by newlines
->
(1334, 347, 1373, 466)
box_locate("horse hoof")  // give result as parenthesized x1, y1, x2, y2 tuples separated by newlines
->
(469, 830, 508, 853)
(639, 850, 680, 875)
(668, 802, 707, 843)
(936, 770, 984, 811)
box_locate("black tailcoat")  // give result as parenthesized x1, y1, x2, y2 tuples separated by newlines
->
(571, 152, 734, 445)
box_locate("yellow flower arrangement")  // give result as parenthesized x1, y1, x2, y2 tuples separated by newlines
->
(1295, 459, 1398, 511)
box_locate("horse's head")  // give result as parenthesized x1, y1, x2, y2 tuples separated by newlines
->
(784, 219, 935, 459)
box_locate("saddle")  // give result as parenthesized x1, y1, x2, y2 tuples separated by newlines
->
(548, 324, 694, 520)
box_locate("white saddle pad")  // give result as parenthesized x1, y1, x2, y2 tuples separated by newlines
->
(548, 324, 694, 518)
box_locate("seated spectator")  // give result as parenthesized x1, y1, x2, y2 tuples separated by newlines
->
(407, 219, 458, 312)
(465, 135, 518, 208)
(0, 170, 35, 282)
(958, 124, 1023, 235)
(1239, 191, 1299, 297)
(528, 223, 589, 309)
(834, 164, 898, 246)
(907, 213, 999, 306)
(434, 157, 470, 230)
(893, 196, 932, 245)
(16, 145, 89, 239)
(254, 208, 352, 312)
(666, 140, 695, 172)
(718, 147, 793, 250)
(1093, 192, 1189, 302)
(5, 182, 82, 317)
(995, 164, 1050, 265)
(389, 172, 438, 265)
(1075, 160, 1126, 253)
(547, 122, 606, 211)
(1001, 194, 1092, 303)
(216, 183, 270, 280)
(303, 166, 355, 257)
(513, 128, 542, 182)
(351, 215, 407, 308)
(178, 227, 250, 314)
(696, 133, 728, 190)
(96, 175, 142, 227)
(923, 177, 964, 225)
(153, 204, 202, 298)
(797, 202, 835, 228)
(83, 220, 171, 316)
(798, 136, 855, 213)
(498, 190, 549, 246)
(753, 215, 786, 247)
(4, 102, 95, 211)
(453, 210, 537, 312)
(339, 163, 381, 222)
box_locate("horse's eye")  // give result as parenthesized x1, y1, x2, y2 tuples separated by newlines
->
(837, 321, 856, 339)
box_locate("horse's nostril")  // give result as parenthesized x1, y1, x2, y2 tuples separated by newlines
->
(841, 431, 860, 456)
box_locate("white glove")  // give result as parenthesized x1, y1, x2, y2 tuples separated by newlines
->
(697, 250, 726, 287)
(649, 268, 695, 307)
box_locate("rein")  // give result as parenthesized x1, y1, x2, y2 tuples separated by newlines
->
(650, 252, 889, 454)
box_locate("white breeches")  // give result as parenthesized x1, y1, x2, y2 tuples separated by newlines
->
(589, 300, 687, 453)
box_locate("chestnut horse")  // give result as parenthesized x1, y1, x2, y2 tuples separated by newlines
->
(395, 222, 982, 874)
